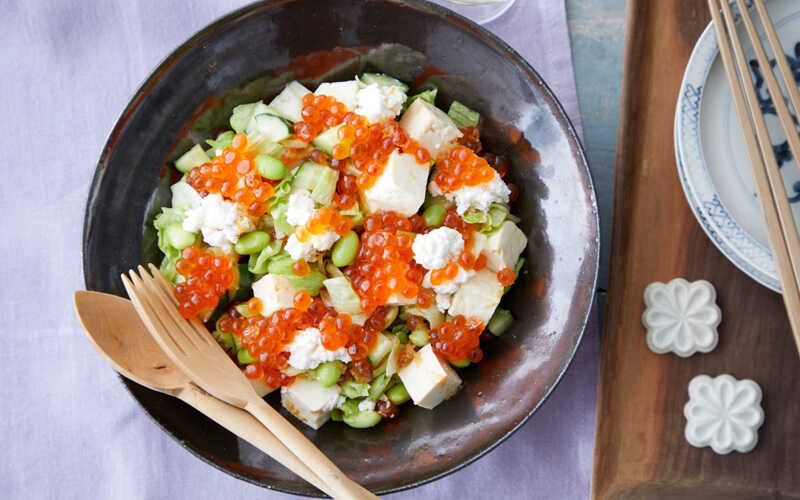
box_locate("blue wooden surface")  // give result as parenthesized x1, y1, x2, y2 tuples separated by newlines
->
(566, 0, 627, 290)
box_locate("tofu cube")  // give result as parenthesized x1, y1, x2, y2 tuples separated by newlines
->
(448, 269, 504, 325)
(251, 274, 298, 317)
(281, 377, 342, 429)
(268, 81, 311, 122)
(485, 221, 527, 272)
(314, 81, 359, 110)
(399, 99, 463, 159)
(386, 293, 416, 306)
(363, 150, 429, 216)
(397, 344, 462, 409)
(469, 231, 488, 259)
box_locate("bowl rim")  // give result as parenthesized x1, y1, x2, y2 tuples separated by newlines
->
(82, 0, 600, 495)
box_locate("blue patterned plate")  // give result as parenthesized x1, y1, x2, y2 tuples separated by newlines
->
(675, 0, 800, 292)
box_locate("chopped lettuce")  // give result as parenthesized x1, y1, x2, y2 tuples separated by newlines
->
(340, 380, 370, 399)
(248, 240, 284, 275)
(463, 203, 518, 233)
(402, 87, 437, 112)
(322, 277, 363, 316)
(205, 130, 235, 150)
(448, 100, 480, 128)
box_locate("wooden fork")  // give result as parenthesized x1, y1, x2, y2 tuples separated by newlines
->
(121, 264, 378, 500)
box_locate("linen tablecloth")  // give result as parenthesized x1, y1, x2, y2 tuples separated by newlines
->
(0, 1, 597, 498)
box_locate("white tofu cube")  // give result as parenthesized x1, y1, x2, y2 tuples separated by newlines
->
(314, 81, 359, 110)
(363, 150, 429, 216)
(281, 377, 342, 429)
(386, 293, 416, 306)
(268, 81, 311, 122)
(399, 99, 463, 159)
(448, 269, 504, 325)
(469, 231, 488, 259)
(397, 344, 462, 409)
(485, 221, 527, 272)
(251, 274, 298, 317)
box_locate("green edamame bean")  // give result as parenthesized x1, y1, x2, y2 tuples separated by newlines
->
(234, 231, 270, 255)
(386, 383, 410, 405)
(343, 410, 382, 429)
(165, 223, 196, 250)
(255, 154, 288, 180)
(423, 204, 446, 227)
(409, 328, 429, 346)
(450, 359, 470, 368)
(316, 361, 344, 387)
(331, 231, 359, 267)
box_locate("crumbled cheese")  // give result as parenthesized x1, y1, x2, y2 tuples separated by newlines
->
(435, 293, 452, 313)
(412, 227, 464, 270)
(286, 189, 315, 227)
(285, 328, 352, 371)
(358, 399, 376, 412)
(182, 193, 255, 250)
(285, 230, 340, 262)
(355, 83, 406, 123)
(429, 170, 511, 215)
(422, 265, 475, 295)
(324, 394, 347, 413)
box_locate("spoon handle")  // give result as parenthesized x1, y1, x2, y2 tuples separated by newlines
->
(178, 384, 334, 497)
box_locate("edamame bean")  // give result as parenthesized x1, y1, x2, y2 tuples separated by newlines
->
(255, 154, 288, 180)
(409, 328, 429, 346)
(331, 231, 359, 267)
(165, 223, 196, 250)
(343, 410, 382, 429)
(450, 359, 470, 368)
(423, 203, 446, 227)
(386, 383, 410, 405)
(316, 361, 344, 387)
(234, 231, 270, 255)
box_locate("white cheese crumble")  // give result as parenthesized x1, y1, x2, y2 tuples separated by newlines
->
(429, 170, 511, 215)
(285, 230, 340, 262)
(285, 328, 352, 371)
(422, 266, 475, 296)
(324, 394, 347, 413)
(286, 189, 316, 227)
(182, 193, 255, 250)
(411, 227, 464, 270)
(435, 292, 453, 313)
(358, 399, 376, 412)
(355, 83, 406, 123)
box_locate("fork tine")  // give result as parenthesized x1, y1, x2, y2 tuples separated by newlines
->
(146, 263, 215, 347)
(734, 0, 800, 176)
(134, 267, 204, 351)
(753, 0, 800, 125)
(121, 273, 186, 356)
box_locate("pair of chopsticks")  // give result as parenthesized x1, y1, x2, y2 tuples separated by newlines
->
(707, 0, 800, 355)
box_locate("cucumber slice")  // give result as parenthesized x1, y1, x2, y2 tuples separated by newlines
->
(230, 102, 270, 133)
(237, 348, 257, 364)
(174, 144, 211, 173)
(213, 330, 235, 349)
(360, 73, 410, 92)
(255, 154, 288, 180)
(367, 333, 395, 366)
(164, 223, 196, 250)
(268, 81, 311, 122)
(246, 113, 292, 143)
(292, 161, 339, 206)
(312, 124, 344, 156)
(487, 308, 514, 336)
(447, 101, 480, 128)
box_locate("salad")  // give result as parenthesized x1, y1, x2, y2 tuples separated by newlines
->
(153, 73, 527, 429)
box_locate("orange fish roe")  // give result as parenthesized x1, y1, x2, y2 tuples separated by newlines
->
(291, 259, 310, 276)
(333, 173, 359, 210)
(294, 94, 350, 142)
(174, 245, 236, 319)
(293, 290, 312, 311)
(457, 125, 482, 153)
(292, 207, 353, 245)
(473, 253, 488, 271)
(185, 134, 275, 218)
(247, 297, 263, 315)
(497, 267, 516, 286)
(319, 308, 379, 361)
(343, 211, 426, 314)
(280, 143, 314, 170)
(441, 208, 476, 245)
(335, 116, 430, 189)
(433, 146, 496, 193)
(430, 315, 485, 363)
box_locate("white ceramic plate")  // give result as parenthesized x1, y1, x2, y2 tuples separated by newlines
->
(675, 0, 800, 292)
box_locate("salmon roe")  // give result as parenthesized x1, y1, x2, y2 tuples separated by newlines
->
(430, 315, 485, 363)
(336, 117, 430, 189)
(433, 146, 496, 193)
(333, 173, 358, 210)
(291, 259, 310, 276)
(185, 134, 275, 218)
(294, 207, 352, 243)
(497, 267, 517, 286)
(343, 211, 427, 313)
(294, 94, 350, 142)
(174, 245, 236, 319)
(457, 126, 482, 153)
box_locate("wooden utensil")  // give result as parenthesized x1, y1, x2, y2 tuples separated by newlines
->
(709, 0, 800, 354)
(121, 264, 377, 500)
(73, 290, 335, 497)
(592, 1, 800, 498)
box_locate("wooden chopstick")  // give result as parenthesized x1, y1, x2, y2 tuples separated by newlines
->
(708, 0, 800, 354)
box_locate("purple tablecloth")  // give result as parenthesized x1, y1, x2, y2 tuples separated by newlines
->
(0, 1, 598, 498)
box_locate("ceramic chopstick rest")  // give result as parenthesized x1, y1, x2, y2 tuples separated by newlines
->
(642, 278, 721, 357)
(683, 374, 764, 454)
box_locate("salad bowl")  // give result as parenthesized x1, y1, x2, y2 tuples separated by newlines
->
(82, 0, 599, 495)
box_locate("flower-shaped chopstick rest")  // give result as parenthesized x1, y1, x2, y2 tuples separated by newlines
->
(683, 374, 764, 454)
(642, 278, 721, 357)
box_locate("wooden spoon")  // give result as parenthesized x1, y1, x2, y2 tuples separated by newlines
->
(73, 290, 335, 497)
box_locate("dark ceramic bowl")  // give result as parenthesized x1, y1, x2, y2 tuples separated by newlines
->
(83, 0, 599, 496)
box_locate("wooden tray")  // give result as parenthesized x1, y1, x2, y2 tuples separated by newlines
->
(591, 1, 800, 498)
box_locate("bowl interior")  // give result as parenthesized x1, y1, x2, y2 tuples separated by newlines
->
(83, 0, 599, 495)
